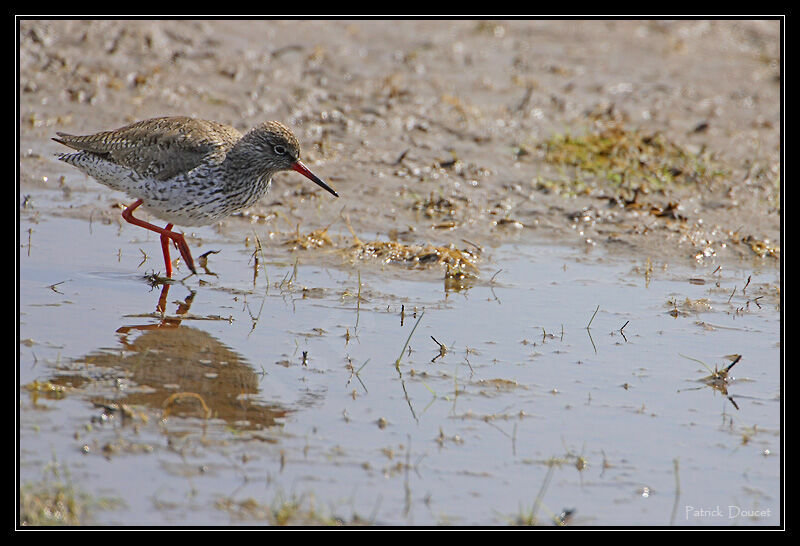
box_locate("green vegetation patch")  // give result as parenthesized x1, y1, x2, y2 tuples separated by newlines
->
(20, 481, 87, 526)
(215, 493, 359, 525)
(536, 124, 725, 196)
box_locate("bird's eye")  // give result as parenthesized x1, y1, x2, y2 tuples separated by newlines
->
(274, 145, 286, 155)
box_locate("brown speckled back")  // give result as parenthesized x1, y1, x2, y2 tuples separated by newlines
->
(54, 116, 243, 181)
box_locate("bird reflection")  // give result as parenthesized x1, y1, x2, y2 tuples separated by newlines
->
(55, 282, 290, 431)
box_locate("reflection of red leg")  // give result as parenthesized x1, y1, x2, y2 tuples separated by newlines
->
(121, 199, 196, 276)
(156, 282, 171, 314)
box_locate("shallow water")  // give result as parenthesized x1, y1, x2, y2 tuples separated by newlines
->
(18, 204, 780, 526)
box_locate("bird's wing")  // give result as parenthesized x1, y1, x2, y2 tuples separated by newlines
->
(53, 117, 243, 181)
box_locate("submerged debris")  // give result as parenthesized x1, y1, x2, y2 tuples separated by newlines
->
(413, 193, 458, 218)
(697, 354, 742, 390)
(281, 220, 482, 287)
(679, 353, 743, 410)
(285, 226, 335, 250)
(667, 296, 712, 317)
(367, 207, 482, 288)
(23, 380, 69, 400)
(737, 234, 780, 260)
(348, 239, 479, 273)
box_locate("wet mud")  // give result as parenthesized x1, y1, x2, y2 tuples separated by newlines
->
(20, 19, 780, 266)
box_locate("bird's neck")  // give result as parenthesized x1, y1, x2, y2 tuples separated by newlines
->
(209, 140, 276, 209)
(223, 137, 277, 181)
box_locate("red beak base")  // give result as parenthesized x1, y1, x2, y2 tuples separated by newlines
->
(291, 161, 338, 197)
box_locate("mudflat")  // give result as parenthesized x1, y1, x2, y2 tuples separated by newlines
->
(20, 19, 780, 266)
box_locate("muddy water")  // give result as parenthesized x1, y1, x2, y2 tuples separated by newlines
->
(19, 204, 779, 525)
(18, 19, 781, 526)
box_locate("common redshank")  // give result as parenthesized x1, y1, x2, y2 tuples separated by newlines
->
(53, 116, 338, 277)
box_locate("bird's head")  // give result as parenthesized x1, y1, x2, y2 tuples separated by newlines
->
(242, 121, 338, 197)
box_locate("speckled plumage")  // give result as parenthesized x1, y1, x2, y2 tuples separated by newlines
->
(53, 116, 337, 276)
(54, 116, 321, 226)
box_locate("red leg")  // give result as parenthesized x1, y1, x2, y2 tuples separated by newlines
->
(121, 199, 197, 276)
(160, 224, 174, 278)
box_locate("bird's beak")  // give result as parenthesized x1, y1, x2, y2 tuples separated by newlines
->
(292, 160, 338, 197)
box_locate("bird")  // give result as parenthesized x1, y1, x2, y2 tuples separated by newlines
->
(53, 116, 338, 277)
